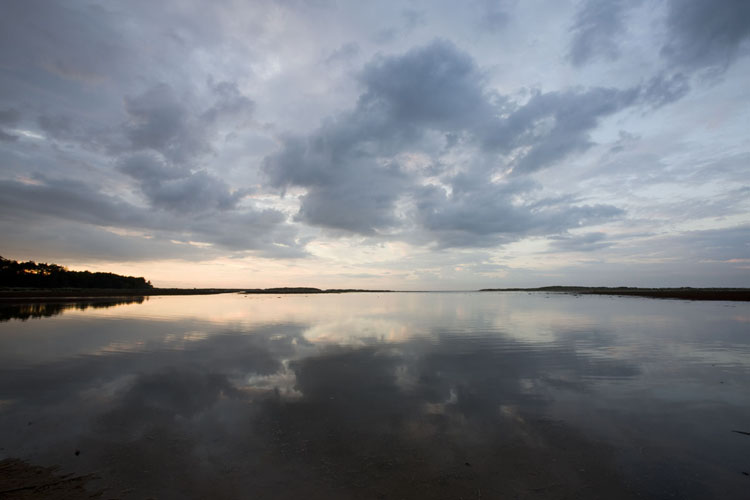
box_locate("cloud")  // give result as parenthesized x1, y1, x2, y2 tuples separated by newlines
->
(0, 177, 305, 258)
(325, 42, 360, 65)
(414, 180, 624, 248)
(0, 1, 131, 84)
(475, 0, 510, 33)
(671, 224, 750, 263)
(115, 83, 258, 214)
(568, 0, 750, 75)
(263, 41, 489, 235)
(488, 86, 639, 173)
(0, 3, 300, 261)
(141, 171, 246, 213)
(358, 40, 489, 130)
(661, 0, 750, 74)
(294, 163, 408, 233)
(637, 72, 691, 108)
(264, 40, 631, 243)
(371, 7, 425, 44)
(118, 154, 247, 213)
(567, 0, 636, 66)
(548, 232, 612, 252)
(124, 84, 209, 163)
(1, 0, 746, 282)
(201, 81, 255, 125)
(0, 107, 21, 142)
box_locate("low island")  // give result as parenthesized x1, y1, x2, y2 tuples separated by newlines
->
(480, 286, 750, 301)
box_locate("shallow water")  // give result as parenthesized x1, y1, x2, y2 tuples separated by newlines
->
(0, 292, 749, 498)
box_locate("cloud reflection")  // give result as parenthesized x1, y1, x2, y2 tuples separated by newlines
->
(0, 294, 749, 498)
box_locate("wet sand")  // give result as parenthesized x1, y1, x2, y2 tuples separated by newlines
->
(1, 411, 638, 500)
(0, 459, 99, 499)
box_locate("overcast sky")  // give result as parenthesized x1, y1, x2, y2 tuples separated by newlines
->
(1, 0, 749, 289)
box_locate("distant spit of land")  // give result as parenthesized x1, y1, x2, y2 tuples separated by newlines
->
(480, 286, 750, 301)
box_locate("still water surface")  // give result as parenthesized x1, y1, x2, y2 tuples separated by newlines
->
(1, 292, 749, 498)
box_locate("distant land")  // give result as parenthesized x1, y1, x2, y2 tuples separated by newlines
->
(3, 257, 749, 302)
(0, 256, 395, 300)
(480, 286, 750, 301)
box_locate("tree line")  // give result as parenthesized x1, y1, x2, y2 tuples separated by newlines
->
(0, 256, 153, 289)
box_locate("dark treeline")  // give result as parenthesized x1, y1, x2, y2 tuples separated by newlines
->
(0, 256, 153, 289)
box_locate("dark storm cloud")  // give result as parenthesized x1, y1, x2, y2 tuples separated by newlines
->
(567, 0, 635, 66)
(264, 40, 630, 243)
(662, 0, 750, 73)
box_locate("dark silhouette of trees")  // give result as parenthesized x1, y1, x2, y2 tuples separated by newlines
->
(0, 256, 153, 289)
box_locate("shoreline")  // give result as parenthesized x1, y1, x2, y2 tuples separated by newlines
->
(0, 287, 393, 302)
(0, 288, 241, 302)
(480, 287, 750, 301)
(1, 287, 749, 302)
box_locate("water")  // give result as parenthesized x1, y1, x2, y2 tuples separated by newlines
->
(0, 292, 748, 498)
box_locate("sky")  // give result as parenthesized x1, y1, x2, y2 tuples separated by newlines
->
(1, 0, 749, 289)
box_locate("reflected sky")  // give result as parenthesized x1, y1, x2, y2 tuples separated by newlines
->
(0, 293, 749, 499)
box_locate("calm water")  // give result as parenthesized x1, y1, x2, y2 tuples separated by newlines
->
(0, 292, 749, 499)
